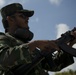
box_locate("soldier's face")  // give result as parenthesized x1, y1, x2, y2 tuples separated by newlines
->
(12, 12, 29, 29)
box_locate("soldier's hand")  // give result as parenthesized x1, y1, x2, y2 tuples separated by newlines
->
(69, 28, 76, 46)
(71, 30, 76, 39)
(27, 40, 60, 52)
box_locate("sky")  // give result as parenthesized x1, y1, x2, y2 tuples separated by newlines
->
(0, 0, 76, 75)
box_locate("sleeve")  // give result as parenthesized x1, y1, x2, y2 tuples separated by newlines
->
(0, 33, 32, 70)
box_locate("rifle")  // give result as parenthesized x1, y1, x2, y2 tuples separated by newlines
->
(57, 27, 76, 56)
(7, 27, 76, 75)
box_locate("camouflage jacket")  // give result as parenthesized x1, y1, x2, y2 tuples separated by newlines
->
(0, 32, 74, 75)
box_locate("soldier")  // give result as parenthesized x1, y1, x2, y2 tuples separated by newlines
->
(0, 3, 76, 75)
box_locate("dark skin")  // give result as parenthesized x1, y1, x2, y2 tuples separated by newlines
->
(69, 31, 76, 46)
(6, 12, 59, 52)
(7, 13, 29, 34)
(6, 12, 76, 53)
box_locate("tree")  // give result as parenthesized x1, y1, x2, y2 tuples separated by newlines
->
(55, 69, 76, 75)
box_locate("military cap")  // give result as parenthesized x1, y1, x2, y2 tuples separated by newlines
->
(1, 3, 34, 19)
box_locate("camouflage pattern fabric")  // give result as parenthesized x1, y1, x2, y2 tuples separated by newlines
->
(1, 3, 34, 19)
(0, 32, 49, 75)
(0, 32, 74, 75)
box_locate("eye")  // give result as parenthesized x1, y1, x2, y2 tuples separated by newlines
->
(19, 14, 26, 19)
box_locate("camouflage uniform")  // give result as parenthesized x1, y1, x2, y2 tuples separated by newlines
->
(0, 32, 74, 75)
(0, 32, 49, 75)
(0, 3, 74, 75)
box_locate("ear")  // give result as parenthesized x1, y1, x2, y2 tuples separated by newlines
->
(6, 16, 15, 23)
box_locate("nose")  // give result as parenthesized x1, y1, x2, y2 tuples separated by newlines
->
(26, 17, 29, 20)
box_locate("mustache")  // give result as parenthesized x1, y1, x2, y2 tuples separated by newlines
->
(17, 26, 30, 30)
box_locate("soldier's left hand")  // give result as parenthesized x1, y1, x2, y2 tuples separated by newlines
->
(27, 40, 60, 52)
(69, 29, 76, 46)
(71, 31, 76, 38)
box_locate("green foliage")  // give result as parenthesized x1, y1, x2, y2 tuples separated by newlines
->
(55, 69, 76, 75)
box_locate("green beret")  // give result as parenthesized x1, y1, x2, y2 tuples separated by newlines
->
(1, 3, 34, 19)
